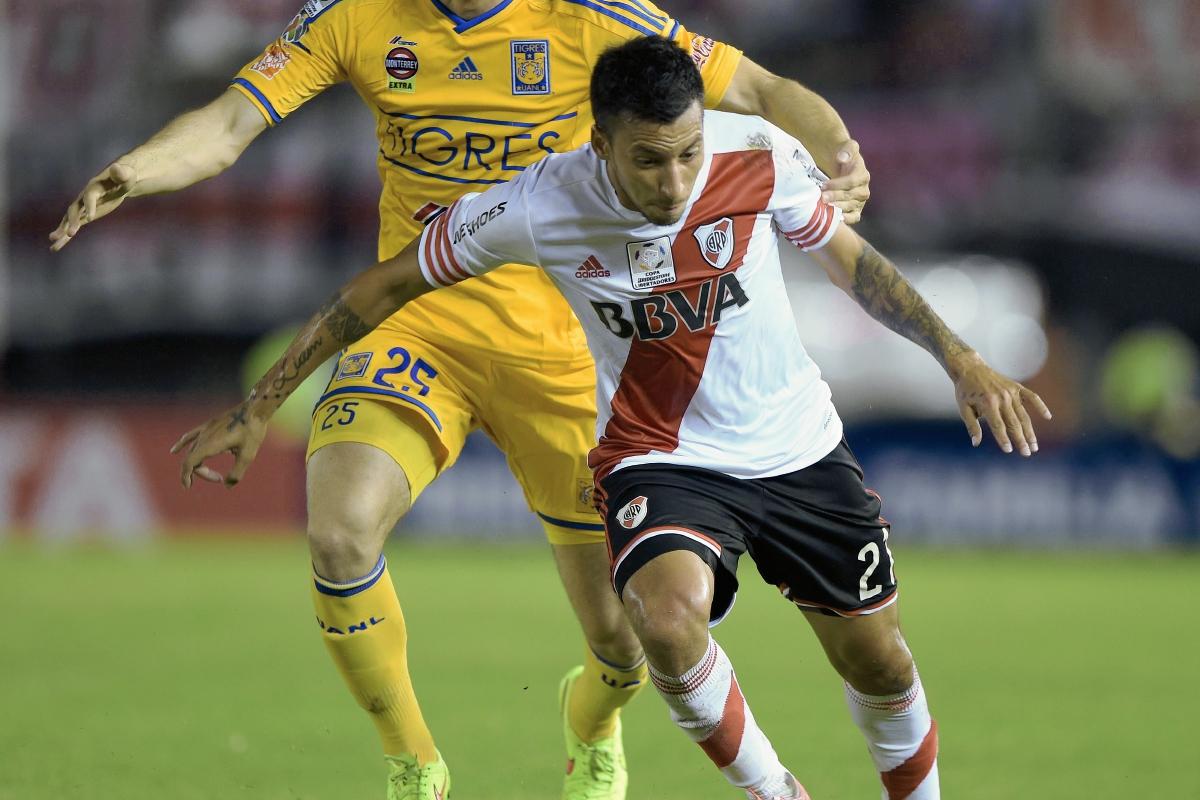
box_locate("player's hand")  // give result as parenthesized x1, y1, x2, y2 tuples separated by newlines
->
(952, 354, 1052, 457)
(171, 401, 269, 489)
(49, 162, 138, 252)
(821, 140, 869, 225)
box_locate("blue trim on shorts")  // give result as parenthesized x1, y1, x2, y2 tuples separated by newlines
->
(537, 511, 605, 532)
(317, 386, 443, 431)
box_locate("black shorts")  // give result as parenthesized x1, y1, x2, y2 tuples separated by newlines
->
(599, 440, 897, 623)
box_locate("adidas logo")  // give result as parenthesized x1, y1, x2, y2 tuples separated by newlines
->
(575, 255, 610, 278)
(449, 57, 483, 80)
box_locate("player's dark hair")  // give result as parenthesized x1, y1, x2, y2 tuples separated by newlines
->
(590, 36, 705, 131)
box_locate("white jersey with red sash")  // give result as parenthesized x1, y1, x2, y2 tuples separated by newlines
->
(418, 110, 845, 482)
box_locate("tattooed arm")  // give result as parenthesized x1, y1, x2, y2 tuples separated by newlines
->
(172, 238, 433, 487)
(809, 225, 1051, 456)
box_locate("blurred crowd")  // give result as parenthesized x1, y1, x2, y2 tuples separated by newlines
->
(3, 0, 1200, 449)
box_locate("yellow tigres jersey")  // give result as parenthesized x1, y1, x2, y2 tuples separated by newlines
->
(233, 0, 742, 365)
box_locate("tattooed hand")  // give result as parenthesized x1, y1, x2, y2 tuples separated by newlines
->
(171, 399, 270, 488)
(951, 353, 1052, 456)
(810, 227, 1052, 455)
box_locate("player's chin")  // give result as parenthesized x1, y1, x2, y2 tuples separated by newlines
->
(645, 204, 685, 226)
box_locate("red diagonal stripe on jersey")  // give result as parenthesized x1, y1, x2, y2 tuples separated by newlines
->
(589, 150, 775, 481)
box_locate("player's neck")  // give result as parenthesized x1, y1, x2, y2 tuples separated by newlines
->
(440, 0, 508, 20)
(603, 160, 641, 216)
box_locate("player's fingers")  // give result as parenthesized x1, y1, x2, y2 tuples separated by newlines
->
(833, 140, 861, 176)
(983, 398, 1012, 453)
(49, 219, 74, 252)
(821, 174, 871, 198)
(194, 465, 224, 484)
(108, 162, 136, 190)
(225, 441, 260, 488)
(170, 425, 204, 454)
(64, 197, 86, 237)
(1000, 397, 1031, 457)
(82, 183, 102, 223)
(1013, 394, 1038, 454)
(960, 403, 983, 447)
(1022, 386, 1053, 420)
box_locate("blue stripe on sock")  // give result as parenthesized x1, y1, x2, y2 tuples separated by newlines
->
(313, 554, 386, 597)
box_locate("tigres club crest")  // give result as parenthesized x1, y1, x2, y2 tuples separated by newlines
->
(694, 217, 735, 269)
(618, 496, 648, 529)
(510, 40, 550, 95)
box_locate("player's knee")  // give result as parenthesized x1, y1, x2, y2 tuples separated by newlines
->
(834, 638, 915, 696)
(307, 496, 407, 581)
(622, 564, 712, 669)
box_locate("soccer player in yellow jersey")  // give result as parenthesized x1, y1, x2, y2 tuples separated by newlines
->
(51, 1, 871, 797)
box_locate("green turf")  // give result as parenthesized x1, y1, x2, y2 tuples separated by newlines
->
(0, 540, 1197, 799)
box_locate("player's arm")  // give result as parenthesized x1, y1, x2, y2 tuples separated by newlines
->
(49, 89, 267, 251)
(809, 225, 1052, 456)
(172, 239, 432, 488)
(719, 58, 869, 223)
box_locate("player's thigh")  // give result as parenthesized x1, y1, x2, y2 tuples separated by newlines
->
(306, 440, 412, 575)
(313, 325, 478, 482)
(600, 465, 754, 627)
(551, 542, 641, 659)
(753, 440, 898, 618)
(481, 356, 607, 546)
(802, 603, 914, 695)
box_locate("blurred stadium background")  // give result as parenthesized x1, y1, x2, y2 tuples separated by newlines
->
(1, 1, 1198, 798)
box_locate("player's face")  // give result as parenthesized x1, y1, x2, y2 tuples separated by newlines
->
(594, 102, 705, 226)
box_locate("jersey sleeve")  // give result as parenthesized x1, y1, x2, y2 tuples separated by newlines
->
(574, 1, 742, 109)
(672, 25, 742, 109)
(768, 125, 843, 251)
(230, 1, 350, 125)
(418, 179, 539, 288)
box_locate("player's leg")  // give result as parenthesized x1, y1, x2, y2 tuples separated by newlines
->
(605, 469, 807, 800)
(756, 441, 938, 799)
(481, 356, 644, 799)
(551, 542, 645, 734)
(803, 604, 937, 800)
(304, 418, 445, 788)
(303, 336, 476, 799)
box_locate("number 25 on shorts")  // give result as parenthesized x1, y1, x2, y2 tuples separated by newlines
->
(321, 401, 360, 431)
(371, 347, 438, 396)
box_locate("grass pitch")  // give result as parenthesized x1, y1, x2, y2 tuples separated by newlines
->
(0, 540, 1197, 800)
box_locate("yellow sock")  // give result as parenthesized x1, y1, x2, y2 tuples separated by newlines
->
(568, 646, 649, 744)
(311, 556, 438, 765)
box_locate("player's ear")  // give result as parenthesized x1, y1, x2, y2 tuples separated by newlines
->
(591, 124, 611, 160)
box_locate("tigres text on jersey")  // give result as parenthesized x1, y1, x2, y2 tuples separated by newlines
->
(233, 0, 742, 365)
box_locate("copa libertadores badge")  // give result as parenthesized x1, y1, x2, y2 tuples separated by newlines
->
(694, 217, 735, 269)
(618, 496, 648, 529)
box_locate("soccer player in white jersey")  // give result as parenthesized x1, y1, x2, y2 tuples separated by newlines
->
(177, 36, 1051, 799)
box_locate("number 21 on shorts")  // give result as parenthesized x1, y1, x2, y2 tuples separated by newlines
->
(858, 528, 896, 602)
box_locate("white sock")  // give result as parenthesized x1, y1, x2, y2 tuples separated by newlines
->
(648, 636, 797, 798)
(844, 668, 940, 800)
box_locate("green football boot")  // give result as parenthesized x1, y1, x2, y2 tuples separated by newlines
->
(385, 750, 451, 800)
(559, 665, 629, 800)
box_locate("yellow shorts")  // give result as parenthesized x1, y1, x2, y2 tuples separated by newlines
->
(306, 321, 604, 545)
